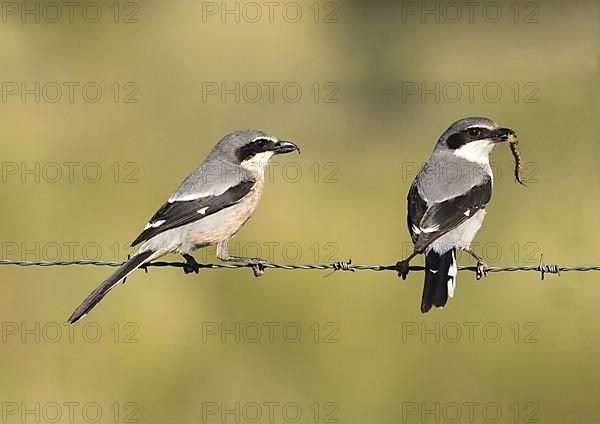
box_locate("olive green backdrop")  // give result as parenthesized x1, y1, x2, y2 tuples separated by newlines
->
(0, 0, 599, 423)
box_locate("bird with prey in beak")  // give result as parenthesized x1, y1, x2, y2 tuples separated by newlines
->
(397, 117, 517, 313)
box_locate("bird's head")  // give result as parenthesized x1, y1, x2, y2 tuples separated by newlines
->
(435, 117, 516, 164)
(214, 129, 299, 173)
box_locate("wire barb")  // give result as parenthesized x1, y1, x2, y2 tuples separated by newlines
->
(537, 254, 560, 280)
(323, 259, 355, 278)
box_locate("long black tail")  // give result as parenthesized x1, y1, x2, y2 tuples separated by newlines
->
(421, 248, 457, 313)
(68, 251, 154, 323)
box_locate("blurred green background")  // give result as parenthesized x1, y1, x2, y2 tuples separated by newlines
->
(0, 0, 599, 423)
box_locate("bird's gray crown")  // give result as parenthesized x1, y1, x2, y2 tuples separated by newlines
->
(207, 129, 276, 163)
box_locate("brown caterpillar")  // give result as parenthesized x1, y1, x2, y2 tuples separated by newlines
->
(507, 133, 526, 186)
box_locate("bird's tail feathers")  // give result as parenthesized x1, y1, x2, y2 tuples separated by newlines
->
(67, 250, 155, 324)
(421, 248, 457, 313)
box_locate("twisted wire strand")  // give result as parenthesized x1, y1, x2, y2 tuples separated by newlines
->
(0, 255, 599, 280)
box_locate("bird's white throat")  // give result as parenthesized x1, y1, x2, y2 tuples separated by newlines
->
(453, 140, 496, 165)
(240, 151, 274, 176)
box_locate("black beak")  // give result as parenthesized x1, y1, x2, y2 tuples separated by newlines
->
(273, 140, 299, 154)
(493, 127, 516, 142)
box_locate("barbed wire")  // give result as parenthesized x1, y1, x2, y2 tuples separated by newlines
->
(0, 255, 599, 280)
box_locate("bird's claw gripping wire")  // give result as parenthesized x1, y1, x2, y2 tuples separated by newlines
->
(250, 262, 266, 277)
(463, 249, 488, 280)
(396, 260, 411, 280)
(396, 252, 417, 280)
(182, 254, 201, 274)
(475, 260, 488, 280)
(242, 258, 267, 277)
(229, 257, 266, 277)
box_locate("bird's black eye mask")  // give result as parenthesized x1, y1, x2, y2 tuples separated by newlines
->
(446, 127, 495, 149)
(236, 138, 277, 162)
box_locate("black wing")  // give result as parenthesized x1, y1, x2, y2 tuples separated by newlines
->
(408, 177, 492, 253)
(407, 182, 428, 244)
(131, 179, 255, 246)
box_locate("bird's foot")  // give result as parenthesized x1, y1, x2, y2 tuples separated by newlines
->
(182, 254, 200, 274)
(463, 249, 488, 280)
(228, 256, 266, 277)
(476, 260, 488, 280)
(396, 260, 411, 280)
(395, 252, 417, 280)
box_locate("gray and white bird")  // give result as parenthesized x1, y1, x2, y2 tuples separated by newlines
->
(68, 130, 299, 323)
(397, 117, 515, 313)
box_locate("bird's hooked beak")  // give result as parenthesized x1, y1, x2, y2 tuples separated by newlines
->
(493, 127, 517, 143)
(273, 140, 300, 154)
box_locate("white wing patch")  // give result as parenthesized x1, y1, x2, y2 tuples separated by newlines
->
(413, 224, 440, 235)
(169, 189, 227, 203)
(421, 225, 440, 234)
(447, 250, 457, 298)
(143, 219, 165, 230)
(464, 209, 471, 217)
(197, 206, 209, 215)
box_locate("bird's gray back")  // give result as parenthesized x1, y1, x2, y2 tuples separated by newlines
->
(414, 151, 492, 203)
(170, 159, 254, 201)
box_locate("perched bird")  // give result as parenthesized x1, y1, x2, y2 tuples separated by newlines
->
(397, 117, 515, 313)
(68, 130, 299, 323)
